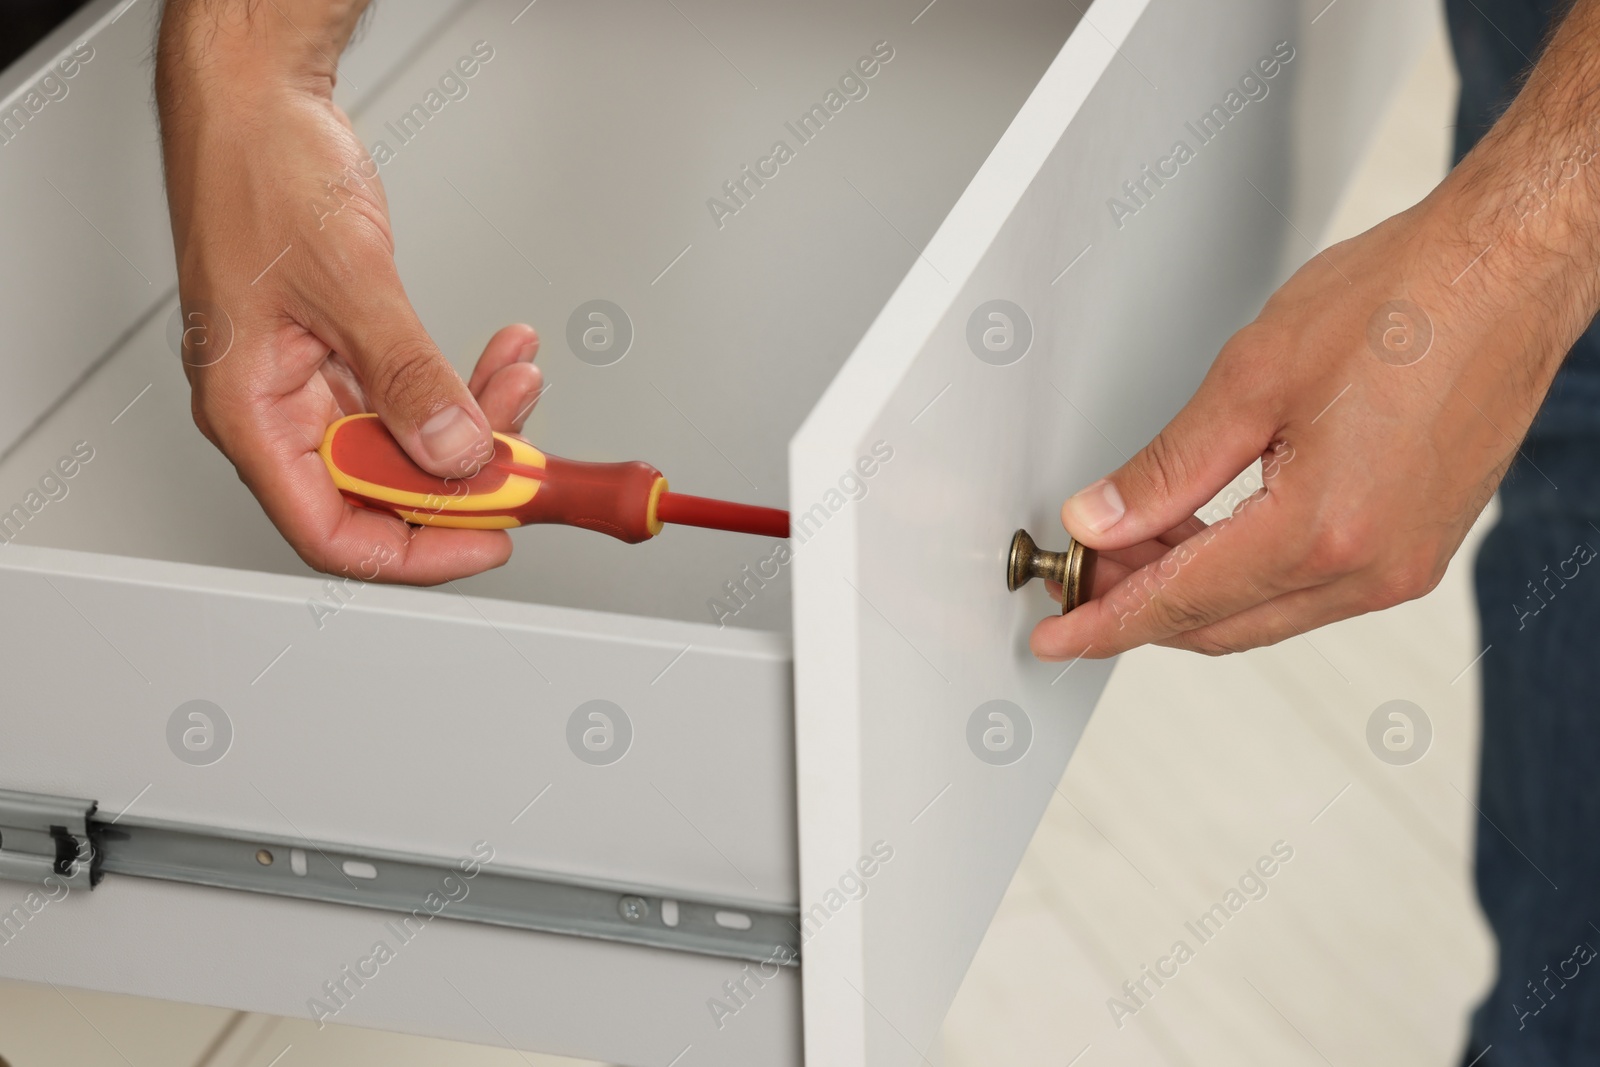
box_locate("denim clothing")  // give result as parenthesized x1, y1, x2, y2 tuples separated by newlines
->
(1470, 438, 1600, 1061)
(1448, 1, 1600, 1062)
(1448, 0, 1600, 435)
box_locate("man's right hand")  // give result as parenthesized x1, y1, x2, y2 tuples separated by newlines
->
(1032, 0, 1600, 660)
(156, 0, 540, 584)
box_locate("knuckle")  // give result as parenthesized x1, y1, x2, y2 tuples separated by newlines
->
(1420, 561, 1447, 597)
(294, 542, 336, 577)
(368, 344, 446, 411)
(1220, 334, 1299, 432)
(1136, 428, 1191, 503)
(1185, 633, 1248, 657)
(1216, 324, 1285, 391)
(1295, 518, 1377, 582)
(1144, 584, 1210, 634)
(1367, 550, 1442, 608)
(189, 398, 218, 448)
(1218, 321, 1282, 366)
(344, 197, 395, 247)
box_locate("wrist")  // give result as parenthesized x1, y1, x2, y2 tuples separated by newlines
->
(1440, 142, 1600, 270)
(1415, 146, 1600, 375)
(1419, 21, 1600, 342)
(157, 0, 366, 102)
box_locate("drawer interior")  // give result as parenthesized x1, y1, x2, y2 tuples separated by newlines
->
(0, 0, 1082, 631)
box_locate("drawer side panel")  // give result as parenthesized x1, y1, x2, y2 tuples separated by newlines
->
(0, 546, 796, 908)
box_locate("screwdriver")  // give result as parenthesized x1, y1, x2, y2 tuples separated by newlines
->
(319, 413, 790, 543)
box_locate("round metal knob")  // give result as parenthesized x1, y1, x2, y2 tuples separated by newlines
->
(1007, 529, 1094, 614)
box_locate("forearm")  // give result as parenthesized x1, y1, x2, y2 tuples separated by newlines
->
(1426, 0, 1600, 385)
(157, 0, 370, 97)
(155, 0, 374, 267)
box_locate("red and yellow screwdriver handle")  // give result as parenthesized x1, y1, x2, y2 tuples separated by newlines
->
(320, 413, 668, 543)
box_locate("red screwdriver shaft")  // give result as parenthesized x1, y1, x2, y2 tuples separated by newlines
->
(656, 492, 791, 539)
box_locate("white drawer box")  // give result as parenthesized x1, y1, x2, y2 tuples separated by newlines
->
(0, 0, 1427, 1064)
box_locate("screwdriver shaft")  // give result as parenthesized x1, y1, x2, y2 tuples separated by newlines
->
(656, 492, 790, 539)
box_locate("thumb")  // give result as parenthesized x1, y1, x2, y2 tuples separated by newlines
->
(1063, 386, 1273, 550)
(334, 299, 495, 479)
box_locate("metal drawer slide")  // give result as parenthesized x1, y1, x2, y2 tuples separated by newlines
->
(0, 788, 797, 965)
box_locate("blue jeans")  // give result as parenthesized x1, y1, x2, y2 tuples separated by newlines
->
(1449, 1, 1600, 1062)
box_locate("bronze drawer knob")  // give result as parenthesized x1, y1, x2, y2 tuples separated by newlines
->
(1007, 529, 1095, 614)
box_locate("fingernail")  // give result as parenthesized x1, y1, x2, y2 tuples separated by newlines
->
(516, 340, 538, 362)
(1065, 479, 1125, 534)
(420, 405, 483, 469)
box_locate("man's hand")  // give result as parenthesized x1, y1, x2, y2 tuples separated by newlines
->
(1032, 1, 1600, 660)
(157, 0, 540, 584)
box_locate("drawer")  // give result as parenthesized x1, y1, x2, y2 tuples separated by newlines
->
(0, 0, 1430, 1064)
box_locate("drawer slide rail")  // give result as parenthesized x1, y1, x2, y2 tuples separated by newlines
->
(0, 788, 798, 965)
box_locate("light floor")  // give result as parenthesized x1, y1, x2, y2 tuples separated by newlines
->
(0, 8, 1479, 1067)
